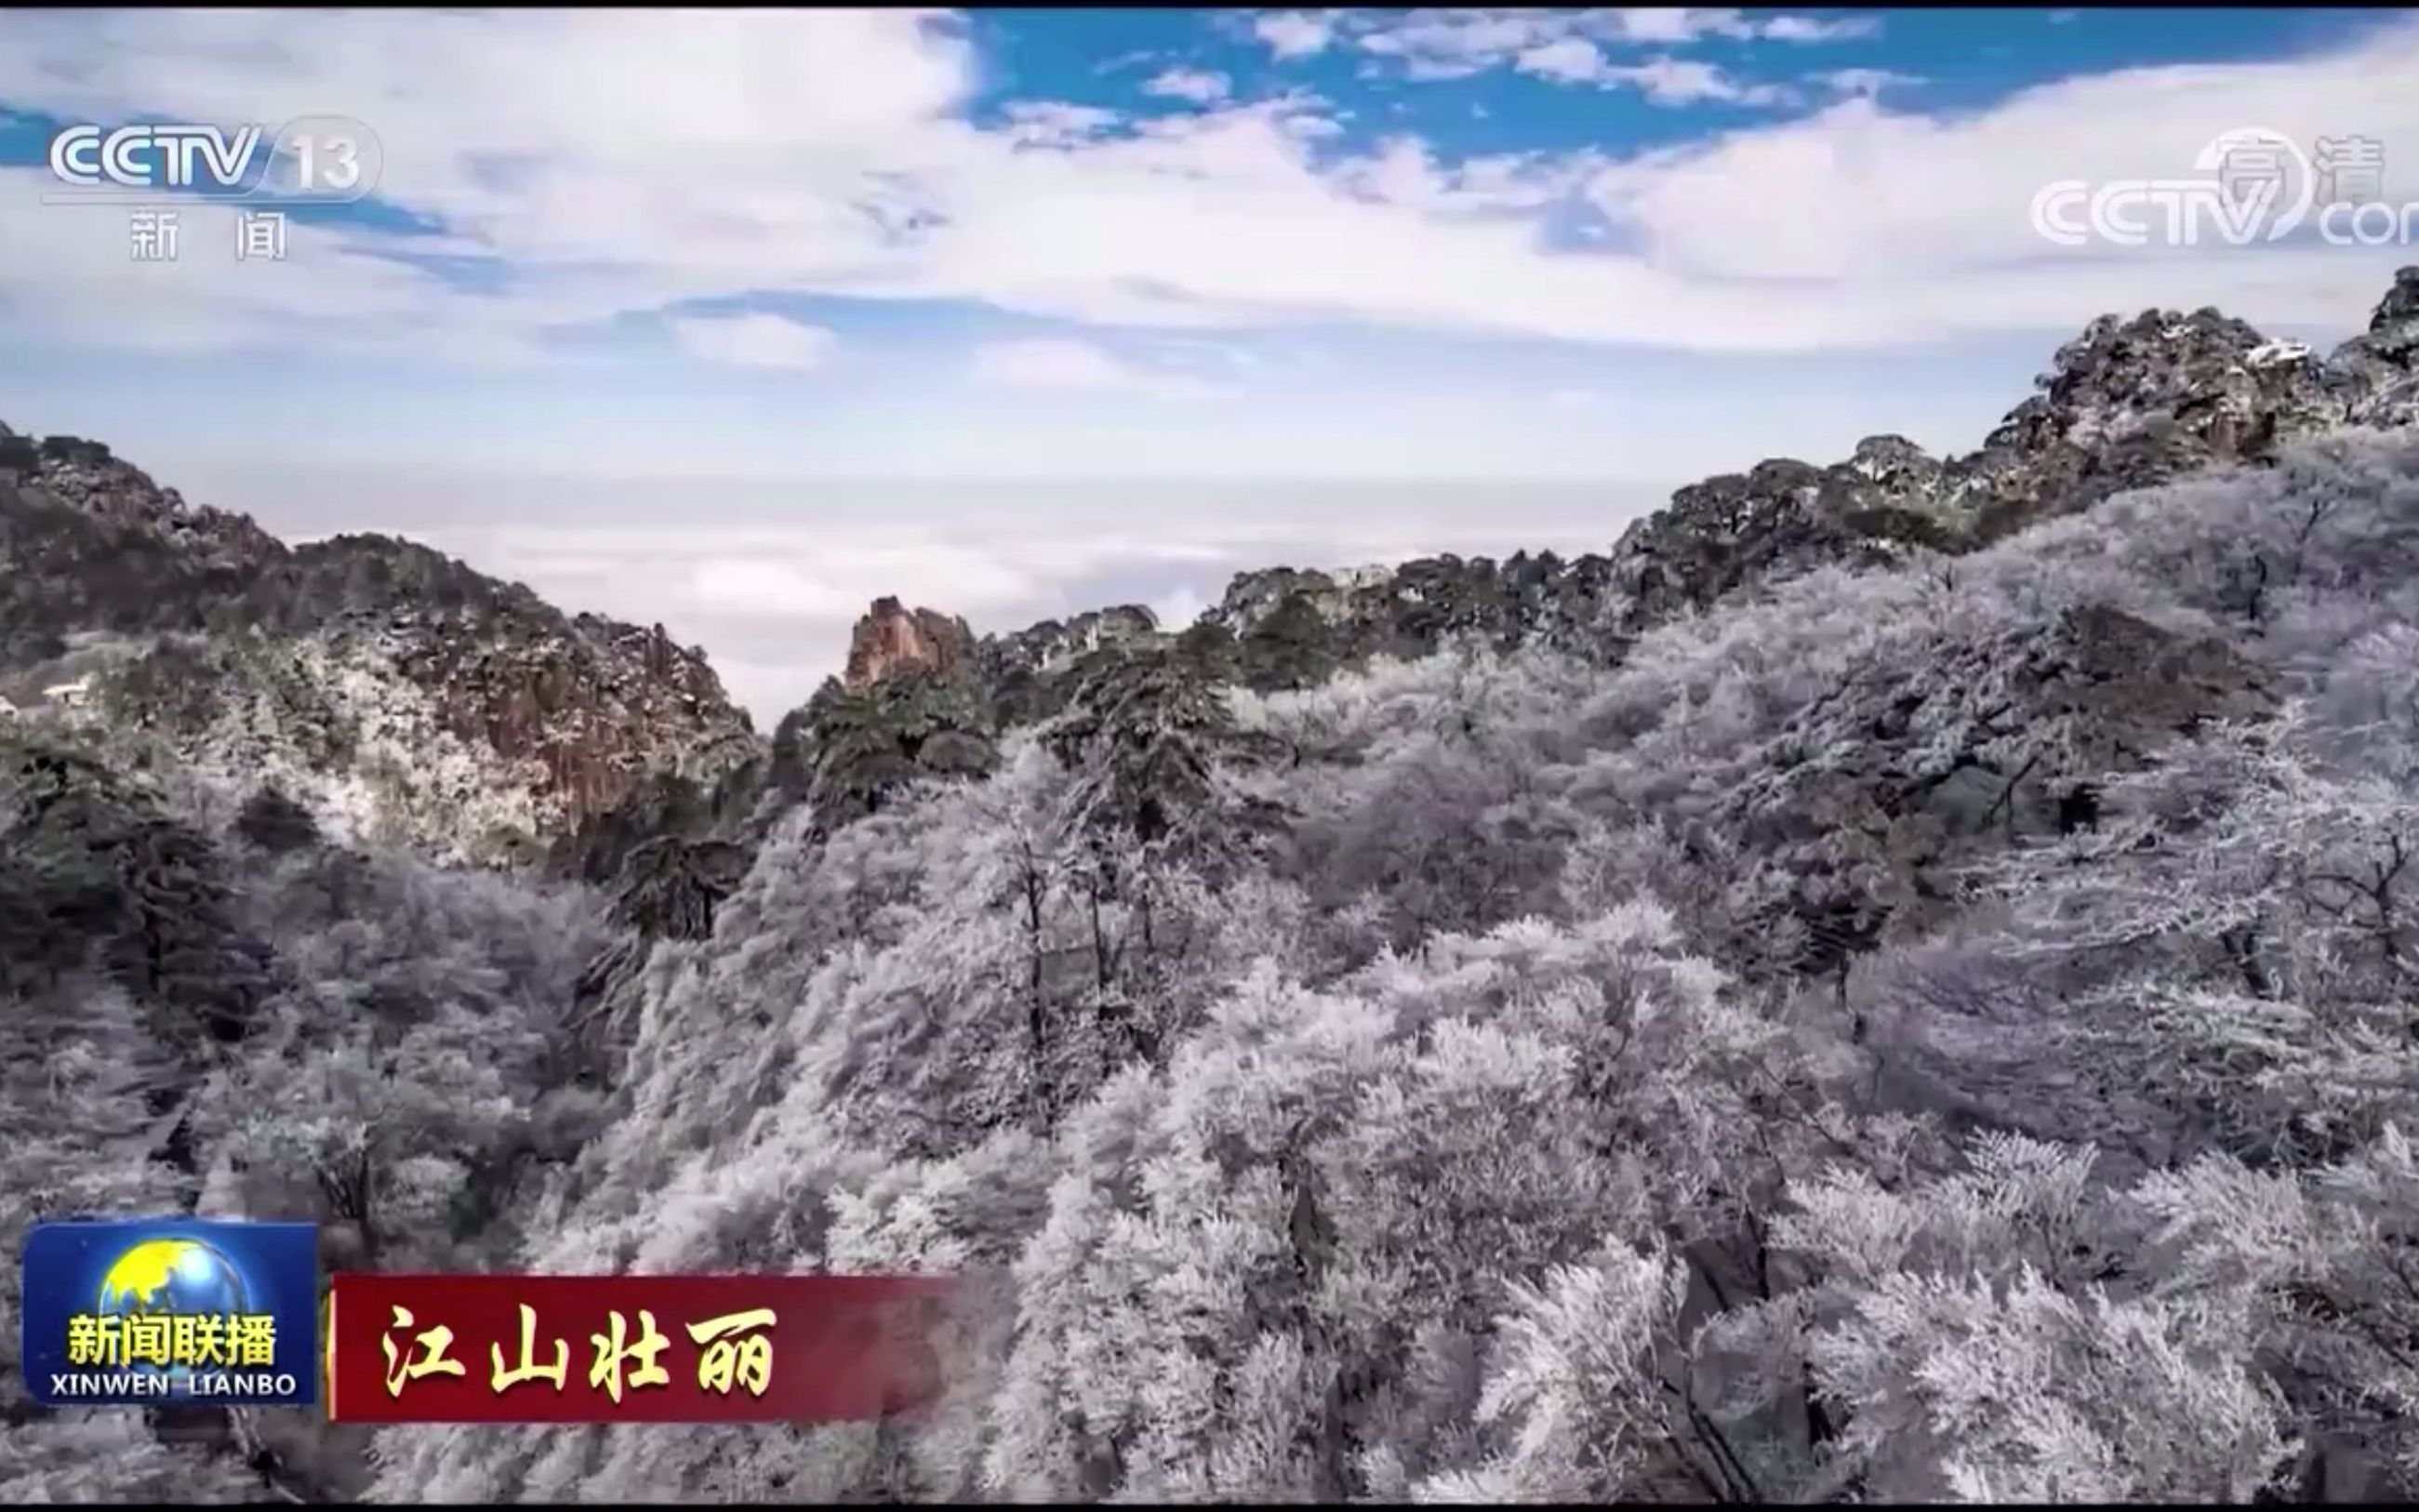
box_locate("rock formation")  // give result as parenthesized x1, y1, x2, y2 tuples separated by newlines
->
(0, 431, 760, 863)
(843, 597, 977, 691)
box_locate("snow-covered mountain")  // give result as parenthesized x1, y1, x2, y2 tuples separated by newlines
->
(6, 269, 2419, 1505)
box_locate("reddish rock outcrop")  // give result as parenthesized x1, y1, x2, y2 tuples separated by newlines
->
(843, 596, 976, 691)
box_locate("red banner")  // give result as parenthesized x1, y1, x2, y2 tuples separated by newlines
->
(325, 1273, 957, 1424)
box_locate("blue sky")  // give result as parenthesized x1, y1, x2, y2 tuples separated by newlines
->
(1, 7, 2415, 720)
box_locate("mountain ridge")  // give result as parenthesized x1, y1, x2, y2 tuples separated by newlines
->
(830, 268, 2419, 721)
(5, 269, 2414, 874)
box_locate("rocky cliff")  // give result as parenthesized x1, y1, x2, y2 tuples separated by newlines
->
(843, 597, 977, 691)
(0, 428, 760, 864)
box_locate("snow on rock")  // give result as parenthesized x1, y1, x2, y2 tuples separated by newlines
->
(2247, 338, 2314, 368)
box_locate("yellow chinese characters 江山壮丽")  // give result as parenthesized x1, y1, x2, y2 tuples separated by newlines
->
(375, 1301, 777, 1404)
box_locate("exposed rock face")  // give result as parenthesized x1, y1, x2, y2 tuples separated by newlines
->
(2331, 266, 2419, 430)
(980, 604, 1163, 725)
(1, 437, 278, 670)
(1602, 285, 2408, 634)
(843, 597, 976, 692)
(1951, 306, 2344, 540)
(990, 604, 1160, 673)
(0, 431, 759, 863)
(0, 430, 282, 576)
(1190, 551, 1624, 692)
(1607, 436, 1962, 635)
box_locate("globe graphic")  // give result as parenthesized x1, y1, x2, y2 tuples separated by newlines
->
(95, 1239, 252, 1398)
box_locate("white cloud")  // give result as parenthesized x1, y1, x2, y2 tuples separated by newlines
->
(683, 538, 1038, 621)
(1, 8, 2415, 367)
(1150, 583, 1211, 630)
(1002, 100, 1122, 145)
(1327, 136, 1609, 216)
(1517, 44, 1796, 106)
(1815, 67, 1922, 99)
(1761, 14, 1884, 44)
(1255, 11, 1336, 60)
(1580, 33, 2419, 309)
(0, 10, 977, 355)
(969, 338, 1126, 389)
(668, 312, 838, 369)
(0, 168, 530, 361)
(967, 338, 1231, 399)
(1142, 67, 1231, 104)
(1619, 57, 1797, 107)
(1357, 11, 1564, 78)
(1516, 38, 1614, 85)
(1349, 9, 1874, 81)
(1602, 8, 1756, 45)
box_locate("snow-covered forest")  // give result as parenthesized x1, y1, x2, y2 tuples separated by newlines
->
(7, 413, 2418, 1502)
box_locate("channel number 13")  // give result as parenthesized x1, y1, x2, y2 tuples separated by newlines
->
(292, 132, 363, 193)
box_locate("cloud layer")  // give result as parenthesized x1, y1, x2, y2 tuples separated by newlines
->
(670, 313, 840, 370)
(1, 8, 2413, 370)
(222, 468, 1660, 723)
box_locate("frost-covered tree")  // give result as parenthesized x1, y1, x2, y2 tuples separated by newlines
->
(1698, 1134, 2297, 1504)
(978, 901, 1807, 1504)
(1874, 706, 2419, 1171)
(0, 981, 193, 1414)
(1228, 650, 1606, 950)
(2134, 1128, 2419, 1499)
(0, 1408, 266, 1503)
(1405, 1242, 1688, 1504)
(195, 848, 608, 1267)
(1, 732, 270, 1043)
